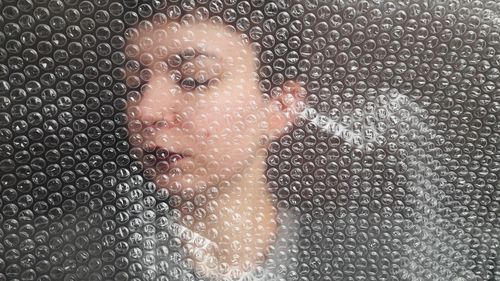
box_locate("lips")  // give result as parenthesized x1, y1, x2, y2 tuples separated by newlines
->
(154, 146, 187, 164)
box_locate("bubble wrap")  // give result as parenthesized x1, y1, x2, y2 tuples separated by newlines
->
(0, 0, 499, 281)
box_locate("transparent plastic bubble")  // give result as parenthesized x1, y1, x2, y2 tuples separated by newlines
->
(1, 0, 499, 280)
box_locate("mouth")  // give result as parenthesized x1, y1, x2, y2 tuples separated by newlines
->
(154, 146, 188, 164)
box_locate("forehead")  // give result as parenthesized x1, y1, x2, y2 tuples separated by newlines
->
(125, 22, 255, 62)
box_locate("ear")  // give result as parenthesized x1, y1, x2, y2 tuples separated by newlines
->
(265, 80, 307, 140)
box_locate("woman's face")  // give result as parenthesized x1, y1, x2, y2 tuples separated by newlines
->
(126, 21, 284, 192)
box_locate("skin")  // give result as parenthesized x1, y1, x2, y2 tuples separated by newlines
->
(125, 20, 306, 278)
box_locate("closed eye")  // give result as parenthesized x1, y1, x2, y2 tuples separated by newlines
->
(179, 76, 215, 91)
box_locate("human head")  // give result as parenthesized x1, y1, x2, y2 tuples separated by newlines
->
(125, 19, 306, 192)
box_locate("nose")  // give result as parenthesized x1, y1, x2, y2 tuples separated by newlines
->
(132, 74, 183, 128)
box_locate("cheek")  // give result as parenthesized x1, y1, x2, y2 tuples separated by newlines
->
(195, 93, 262, 131)
(189, 109, 262, 161)
(208, 107, 263, 139)
(187, 87, 265, 147)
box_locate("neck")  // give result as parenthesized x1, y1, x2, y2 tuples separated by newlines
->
(196, 151, 277, 277)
